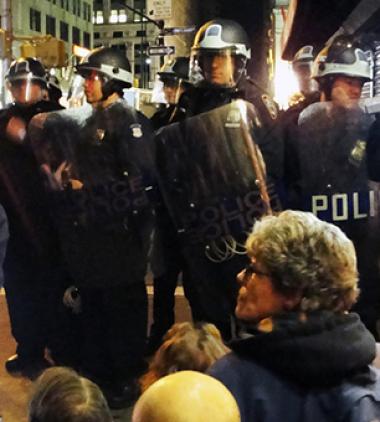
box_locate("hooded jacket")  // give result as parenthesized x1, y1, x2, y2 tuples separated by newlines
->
(209, 311, 380, 422)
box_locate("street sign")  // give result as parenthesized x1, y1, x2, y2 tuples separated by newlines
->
(147, 0, 172, 20)
(148, 45, 175, 56)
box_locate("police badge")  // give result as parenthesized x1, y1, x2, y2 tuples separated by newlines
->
(130, 123, 143, 138)
(261, 94, 278, 120)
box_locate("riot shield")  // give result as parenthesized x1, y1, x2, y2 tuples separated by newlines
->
(156, 99, 281, 262)
(29, 101, 157, 288)
(293, 101, 380, 336)
(155, 100, 281, 338)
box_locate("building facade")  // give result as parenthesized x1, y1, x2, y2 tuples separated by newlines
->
(12, 0, 93, 61)
(93, 0, 160, 88)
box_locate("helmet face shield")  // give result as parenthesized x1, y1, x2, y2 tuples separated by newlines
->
(67, 74, 86, 108)
(7, 74, 44, 104)
(190, 48, 246, 88)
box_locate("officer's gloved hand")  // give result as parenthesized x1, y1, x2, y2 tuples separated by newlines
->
(40, 161, 83, 191)
(63, 286, 81, 314)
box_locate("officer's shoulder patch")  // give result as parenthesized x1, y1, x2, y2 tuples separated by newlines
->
(130, 123, 143, 138)
(261, 94, 278, 120)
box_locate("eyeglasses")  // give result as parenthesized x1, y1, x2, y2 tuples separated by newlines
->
(242, 262, 271, 283)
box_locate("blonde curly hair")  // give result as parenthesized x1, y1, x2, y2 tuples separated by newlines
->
(245, 210, 359, 312)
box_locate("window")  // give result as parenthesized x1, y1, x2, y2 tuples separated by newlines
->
(46, 15, 56, 37)
(83, 31, 90, 49)
(60, 21, 69, 41)
(136, 30, 146, 37)
(83, 2, 87, 20)
(112, 44, 126, 52)
(108, 9, 128, 24)
(72, 26, 80, 45)
(94, 32, 100, 39)
(113, 31, 123, 38)
(72, 0, 81, 16)
(109, 10, 118, 24)
(86, 4, 91, 22)
(60, 0, 69, 10)
(119, 10, 127, 23)
(95, 10, 104, 24)
(30, 8, 41, 32)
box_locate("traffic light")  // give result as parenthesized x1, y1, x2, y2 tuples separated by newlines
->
(0, 29, 12, 59)
(20, 36, 66, 68)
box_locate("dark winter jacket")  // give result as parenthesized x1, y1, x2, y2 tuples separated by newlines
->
(209, 311, 380, 422)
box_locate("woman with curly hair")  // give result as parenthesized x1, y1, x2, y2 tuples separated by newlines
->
(209, 210, 380, 422)
(140, 322, 229, 392)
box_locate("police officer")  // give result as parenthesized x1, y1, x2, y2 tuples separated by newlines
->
(32, 47, 156, 407)
(45, 74, 64, 107)
(155, 19, 281, 340)
(288, 36, 380, 337)
(280, 46, 321, 205)
(290, 45, 320, 106)
(0, 57, 65, 376)
(184, 18, 281, 180)
(148, 57, 191, 353)
(151, 57, 190, 130)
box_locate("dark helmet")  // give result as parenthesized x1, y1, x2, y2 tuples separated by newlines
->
(312, 36, 371, 82)
(6, 57, 47, 87)
(76, 47, 133, 89)
(157, 57, 190, 84)
(47, 74, 63, 102)
(190, 19, 251, 87)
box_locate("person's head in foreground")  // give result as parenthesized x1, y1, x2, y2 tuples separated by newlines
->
(140, 322, 229, 392)
(237, 210, 359, 325)
(133, 371, 240, 422)
(208, 211, 379, 422)
(28, 367, 113, 422)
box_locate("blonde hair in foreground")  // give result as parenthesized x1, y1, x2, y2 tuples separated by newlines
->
(28, 367, 113, 422)
(140, 322, 230, 392)
(133, 371, 240, 422)
(246, 210, 359, 312)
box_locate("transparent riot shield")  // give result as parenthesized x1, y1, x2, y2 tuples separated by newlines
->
(293, 101, 380, 336)
(29, 102, 157, 288)
(156, 99, 281, 263)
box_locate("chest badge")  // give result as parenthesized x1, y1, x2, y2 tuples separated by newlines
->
(261, 94, 278, 120)
(130, 123, 143, 138)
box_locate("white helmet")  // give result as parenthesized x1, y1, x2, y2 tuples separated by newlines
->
(190, 19, 251, 87)
(312, 36, 371, 82)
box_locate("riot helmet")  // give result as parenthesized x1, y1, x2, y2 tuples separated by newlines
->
(292, 46, 318, 95)
(312, 36, 371, 82)
(312, 36, 371, 102)
(292, 45, 314, 69)
(76, 47, 133, 101)
(158, 57, 190, 84)
(5, 57, 47, 104)
(190, 19, 251, 88)
(46, 75, 63, 104)
(156, 57, 190, 104)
